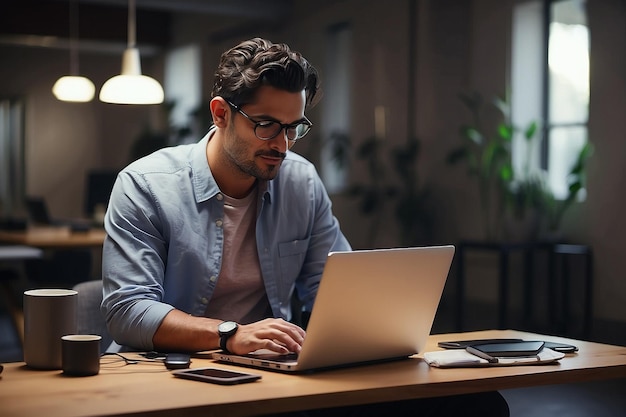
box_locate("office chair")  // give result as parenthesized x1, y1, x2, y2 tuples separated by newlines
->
(73, 280, 112, 353)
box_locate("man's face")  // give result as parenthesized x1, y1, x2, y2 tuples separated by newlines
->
(223, 86, 306, 181)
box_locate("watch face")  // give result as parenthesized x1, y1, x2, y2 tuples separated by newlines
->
(218, 321, 237, 334)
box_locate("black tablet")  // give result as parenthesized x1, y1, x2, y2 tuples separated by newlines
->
(438, 338, 524, 349)
(470, 341, 545, 357)
(438, 339, 578, 353)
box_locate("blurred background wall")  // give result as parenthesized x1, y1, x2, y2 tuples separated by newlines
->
(0, 0, 624, 333)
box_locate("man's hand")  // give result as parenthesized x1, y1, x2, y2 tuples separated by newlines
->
(227, 318, 306, 355)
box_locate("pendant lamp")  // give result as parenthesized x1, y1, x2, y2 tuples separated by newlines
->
(99, 0, 164, 104)
(52, 0, 95, 102)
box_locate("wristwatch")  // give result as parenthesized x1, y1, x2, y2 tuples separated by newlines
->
(217, 321, 239, 352)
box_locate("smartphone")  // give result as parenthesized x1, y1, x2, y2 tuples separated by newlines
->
(470, 341, 545, 357)
(172, 367, 262, 385)
(543, 341, 578, 353)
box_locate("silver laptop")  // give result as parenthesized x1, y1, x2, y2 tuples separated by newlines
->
(212, 245, 455, 372)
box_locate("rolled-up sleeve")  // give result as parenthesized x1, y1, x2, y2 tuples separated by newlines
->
(101, 170, 175, 350)
(102, 135, 225, 350)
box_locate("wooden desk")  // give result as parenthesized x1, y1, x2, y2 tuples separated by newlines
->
(0, 227, 106, 249)
(2, 330, 625, 417)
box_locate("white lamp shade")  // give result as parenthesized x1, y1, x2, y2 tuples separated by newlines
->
(99, 74, 164, 104)
(99, 48, 164, 105)
(52, 76, 96, 102)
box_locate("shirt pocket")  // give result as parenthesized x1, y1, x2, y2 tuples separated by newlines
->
(277, 238, 310, 284)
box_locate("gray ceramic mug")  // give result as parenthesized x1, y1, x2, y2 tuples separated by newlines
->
(23, 289, 78, 369)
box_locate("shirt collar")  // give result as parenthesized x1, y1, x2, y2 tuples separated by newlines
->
(191, 128, 219, 203)
(190, 126, 272, 204)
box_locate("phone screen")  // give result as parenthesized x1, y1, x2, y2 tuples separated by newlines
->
(188, 368, 250, 378)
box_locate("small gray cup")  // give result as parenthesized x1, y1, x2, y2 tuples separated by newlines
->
(62, 335, 102, 376)
(23, 289, 78, 369)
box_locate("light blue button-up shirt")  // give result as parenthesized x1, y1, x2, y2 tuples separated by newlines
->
(101, 130, 351, 350)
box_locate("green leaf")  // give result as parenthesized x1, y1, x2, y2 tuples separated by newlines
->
(497, 123, 514, 141)
(524, 121, 538, 140)
(499, 163, 513, 182)
(462, 127, 483, 145)
(482, 142, 498, 174)
(569, 142, 594, 175)
(569, 182, 582, 194)
(492, 95, 510, 118)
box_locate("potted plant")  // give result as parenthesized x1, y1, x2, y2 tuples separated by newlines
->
(346, 135, 432, 247)
(447, 90, 593, 242)
(535, 141, 594, 238)
(446, 91, 519, 240)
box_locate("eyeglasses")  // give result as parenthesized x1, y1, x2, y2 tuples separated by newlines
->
(226, 99, 312, 142)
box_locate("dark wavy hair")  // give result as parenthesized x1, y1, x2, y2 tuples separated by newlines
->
(211, 38, 320, 108)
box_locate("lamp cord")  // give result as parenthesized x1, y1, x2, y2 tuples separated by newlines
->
(69, 0, 79, 75)
(128, 0, 136, 48)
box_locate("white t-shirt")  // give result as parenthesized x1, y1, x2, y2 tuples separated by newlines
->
(204, 187, 272, 323)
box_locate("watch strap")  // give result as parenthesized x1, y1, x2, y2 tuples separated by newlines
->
(217, 321, 238, 353)
(219, 334, 231, 352)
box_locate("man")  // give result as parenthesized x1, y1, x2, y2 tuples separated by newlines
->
(102, 37, 508, 416)
(102, 37, 350, 354)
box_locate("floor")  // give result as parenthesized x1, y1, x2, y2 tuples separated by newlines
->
(1, 292, 625, 416)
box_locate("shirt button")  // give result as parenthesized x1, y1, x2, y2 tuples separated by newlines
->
(200, 297, 208, 305)
(216, 193, 223, 201)
(216, 219, 223, 227)
(210, 275, 217, 282)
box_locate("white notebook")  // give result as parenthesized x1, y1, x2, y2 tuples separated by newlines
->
(423, 348, 565, 367)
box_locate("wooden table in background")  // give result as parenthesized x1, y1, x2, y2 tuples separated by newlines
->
(1, 330, 625, 417)
(0, 226, 106, 248)
(0, 227, 107, 344)
(0, 226, 107, 284)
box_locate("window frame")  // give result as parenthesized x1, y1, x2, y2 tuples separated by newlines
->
(511, 0, 589, 200)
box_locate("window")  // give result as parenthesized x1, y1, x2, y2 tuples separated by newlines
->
(0, 98, 25, 217)
(546, 0, 589, 198)
(511, 0, 589, 199)
(320, 23, 351, 193)
(164, 44, 202, 144)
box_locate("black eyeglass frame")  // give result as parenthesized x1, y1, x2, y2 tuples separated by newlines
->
(225, 99, 313, 142)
